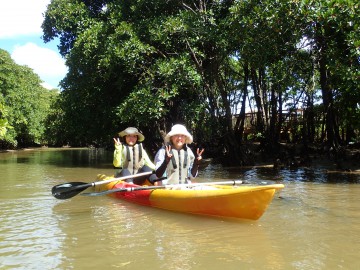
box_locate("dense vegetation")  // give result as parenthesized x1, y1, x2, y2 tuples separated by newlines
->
(2, 1, 359, 167)
(0, 49, 59, 149)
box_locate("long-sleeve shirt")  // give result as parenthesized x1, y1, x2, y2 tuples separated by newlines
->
(113, 143, 155, 174)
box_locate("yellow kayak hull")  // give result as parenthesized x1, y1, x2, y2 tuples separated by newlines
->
(94, 175, 284, 220)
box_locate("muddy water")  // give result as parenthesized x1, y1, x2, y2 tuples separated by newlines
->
(0, 148, 359, 270)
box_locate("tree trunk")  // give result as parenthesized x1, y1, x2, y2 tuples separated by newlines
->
(315, 25, 340, 149)
(234, 62, 249, 143)
(251, 67, 265, 133)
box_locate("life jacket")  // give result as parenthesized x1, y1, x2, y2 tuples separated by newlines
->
(122, 143, 144, 174)
(166, 146, 195, 184)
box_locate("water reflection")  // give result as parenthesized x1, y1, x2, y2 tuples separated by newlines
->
(1, 148, 360, 270)
(0, 148, 113, 169)
(204, 163, 360, 184)
(265, 182, 360, 269)
(1, 195, 63, 269)
(52, 196, 287, 270)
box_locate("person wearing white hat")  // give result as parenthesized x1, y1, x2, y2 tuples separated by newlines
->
(113, 127, 157, 185)
(154, 124, 204, 185)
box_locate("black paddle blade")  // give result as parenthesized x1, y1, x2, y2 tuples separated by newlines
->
(51, 182, 91, 200)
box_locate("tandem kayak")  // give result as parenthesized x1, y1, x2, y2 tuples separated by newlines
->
(88, 174, 284, 220)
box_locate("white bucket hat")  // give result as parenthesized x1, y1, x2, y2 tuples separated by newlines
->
(164, 124, 193, 144)
(118, 127, 145, 142)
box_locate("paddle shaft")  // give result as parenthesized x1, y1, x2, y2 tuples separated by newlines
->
(52, 171, 152, 199)
(81, 180, 246, 196)
(92, 171, 153, 187)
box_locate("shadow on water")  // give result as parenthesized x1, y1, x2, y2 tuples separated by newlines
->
(0, 148, 114, 169)
(213, 165, 360, 184)
(2, 148, 359, 183)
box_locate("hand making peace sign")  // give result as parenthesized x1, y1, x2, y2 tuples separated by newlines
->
(113, 137, 122, 149)
(196, 148, 204, 161)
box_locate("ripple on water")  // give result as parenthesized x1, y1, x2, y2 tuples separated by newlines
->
(0, 195, 65, 269)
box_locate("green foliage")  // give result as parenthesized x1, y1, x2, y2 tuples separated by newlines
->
(0, 49, 57, 148)
(41, 0, 360, 159)
(116, 86, 168, 126)
(0, 101, 12, 139)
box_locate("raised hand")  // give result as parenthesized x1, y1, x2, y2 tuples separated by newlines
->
(165, 144, 173, 161)
(113, 138, 122, 149)
(196, 148, 204, 161)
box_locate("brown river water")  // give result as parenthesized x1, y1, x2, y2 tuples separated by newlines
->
(0, 148, 359, 270)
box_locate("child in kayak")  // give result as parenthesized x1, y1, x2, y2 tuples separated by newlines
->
(113, 127, 157, 185)
(154, 124, 204, 185)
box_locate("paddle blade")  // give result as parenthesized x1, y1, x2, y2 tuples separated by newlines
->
(51, 182, 91, 200)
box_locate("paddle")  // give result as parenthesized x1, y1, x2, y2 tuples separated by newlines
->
(51, 171, 152, 200)
(81, 179, 247, 196)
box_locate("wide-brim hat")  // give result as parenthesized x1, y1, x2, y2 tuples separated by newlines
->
(118, 127, 145, 142)
(164, 124, 193, 144)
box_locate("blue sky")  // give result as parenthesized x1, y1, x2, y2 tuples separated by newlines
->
(0, 0, 67, 89)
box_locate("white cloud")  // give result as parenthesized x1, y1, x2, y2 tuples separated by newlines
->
(0, 0, 50, 38)
(12, 43, 67, 89)
(0, 0, 67, 89)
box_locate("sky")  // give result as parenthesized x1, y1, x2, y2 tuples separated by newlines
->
(0, 0, 67, 89)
